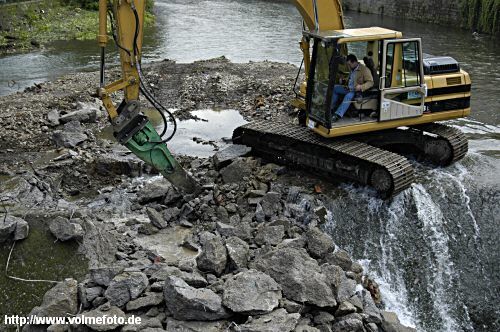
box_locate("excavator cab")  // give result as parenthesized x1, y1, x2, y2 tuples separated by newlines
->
(304, 28, 427, 134)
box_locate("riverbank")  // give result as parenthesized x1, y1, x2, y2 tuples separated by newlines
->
(0, 0, 154, 55)
(0, 58, 416, 332)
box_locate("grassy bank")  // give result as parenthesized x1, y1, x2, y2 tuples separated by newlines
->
(0, 0, 155, 55)
(461, 0, 500, 35)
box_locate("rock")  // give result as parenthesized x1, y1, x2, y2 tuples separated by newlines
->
(0, 216, 18, 243)
(219, 157, 253, 183)
(350, 262, 363, 274)
(365, 323, 381, 332)
(59, 108, 97, 124)
(294, 325, 320, 332)
(325, 249, 352, 271)
(313, 311, 335, 325)
(126, 292, 164, 311)
(196, 232, 227, 276)
(138, 223, 160, 235)
(252, 247, 337, 308)
(280, 298, 303, 314)
(82, 305, 126, 331)
(225, 236, 249, 270)
(29, 279, 78, 318)
(94, 153, 143, 177)
(255, 224, 285, 246)
(150, 265, 207, 288)
(239, 308, 300, 332)
(90, 266, 124, 287)
(138, 178, 174, 204)
(163, 207, 181, 223)
(216, 221, 236, 237)
(337, 274, 357, 302)
(48, 216, 84, 241)
(222, 269, 281, 314)
(260, 191, 282, 217)
(335, 301, 357, 316)
(321, 264, 344, 293)
(360, 289, 382, 324)
(165, 318, 228, 332)
(381, 311, 417, 332)
(163, 276, 229, 321)
(85, 286, 103, 303)
(104, 272, 149, 307)
(146, 207, 168, 229)
(52, 121, 88, 148)
(305, 227, 334, 259)
(331, 318, 364, 332)
(213, 144, 251, 170)
(47, 109, 60, 126)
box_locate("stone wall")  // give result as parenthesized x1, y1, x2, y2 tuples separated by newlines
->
(342, 0, 462, 26)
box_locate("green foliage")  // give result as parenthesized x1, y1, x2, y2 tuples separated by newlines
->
(461, 0, 500, 35)
(62, 0, 155, 13)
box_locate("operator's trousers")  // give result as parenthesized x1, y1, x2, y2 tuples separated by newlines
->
(331, 85, 355, 118)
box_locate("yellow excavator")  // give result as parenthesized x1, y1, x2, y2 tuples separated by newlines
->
(97, 0, 469, 197)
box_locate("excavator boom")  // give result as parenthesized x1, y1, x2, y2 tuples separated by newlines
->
(97, 0, 199, 194)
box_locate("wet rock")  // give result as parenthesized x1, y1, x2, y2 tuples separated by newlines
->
(90, 266, 124, 287)
(225, 236, 249, 270)
(196, 232, 227, 276)
(165, 318, 228, 332)
(252, 247, 337, 308)
(151, 265, 207, 288)
(213, 144, 251, 170)
(219, 157, 253, 183)
(325, 249, 352, 271)
(82, 304, 126, 331)
(104, 271, 149, 307)
(48, 216, 84, 241)
(222, 269, 281, 314)
(138, 178, 174, 204)
(331, 318, 364, 332)
(47, 109, 60, 126)
(138, 223, 160, 235)
(365, 323, 381, 332)
(146, 207, 168, 229)
(94, 153, 143, 177)
(255, 224, 285, 246)
(359, 289, 382, 324)
(126, 292, 164, 311)
(305, 227, 334, 259)
(239, 308, 300, 332)
(381, 311, 417, 332)
(163, 207, 181, 223)
(59, 108, 97, 124)
(29, 279, 78, 318)
(163, 276, 229, 321)
(261, 191, 282, 218)
(52, 121, 88, 148)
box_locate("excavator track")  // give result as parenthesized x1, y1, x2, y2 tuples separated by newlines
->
(233, 120, 415, 197)
(411, 123, 468, 165)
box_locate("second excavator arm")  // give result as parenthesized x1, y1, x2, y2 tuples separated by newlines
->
(97, 0, 199, 194)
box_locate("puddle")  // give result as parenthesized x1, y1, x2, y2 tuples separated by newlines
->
(0, 220, 88, 316)
(134, 226, 198, 266)
(97, 109, 247, 158)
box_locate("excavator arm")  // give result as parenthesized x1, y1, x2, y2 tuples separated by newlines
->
(97, 0, 199, 194)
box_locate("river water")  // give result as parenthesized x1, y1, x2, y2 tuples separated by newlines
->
(0, 1, 498, 331)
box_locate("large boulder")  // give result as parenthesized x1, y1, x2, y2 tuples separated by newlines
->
(222, 269, 281, 314)
(254, 224, 284, 246)
(163, 276, 229, 321)
(52, 121, 88, 148)
(196, 232, 227, 276)
(138, 178, 174, 204)
(48, 216, 84, 241)
(260, 191, 282, 218)
(146, 207, 168, 229)
(150, 265, 207, 288)
(126, 292, 164, 311)
(331, 318, 364, 332)
(0, 216, 17, 243)
(13, 217, 29, 240)
(251, 247, 337, 308)
(29, 278, 78, 318)
(325, 249, 352, 271)
(219, 158, 254, 183)
(305, 227, 334, 259)
(59, 107, 97, 124)
(89, 266, 124, 287)
(104, 272, 149, 307)
(213, 144, 251, 170)
(381, 311, 417, 332)
(238, 308, 300, 332)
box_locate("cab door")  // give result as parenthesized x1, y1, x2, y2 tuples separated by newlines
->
(379, 38, 426, 121)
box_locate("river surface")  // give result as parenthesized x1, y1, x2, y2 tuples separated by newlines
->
(0, 1, 498, 331)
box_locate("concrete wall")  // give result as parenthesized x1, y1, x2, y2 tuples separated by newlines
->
(342, 0, 462, 26)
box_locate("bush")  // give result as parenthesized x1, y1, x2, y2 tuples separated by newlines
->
(461, 0, 500, 35)
(62, 0, 155, 13)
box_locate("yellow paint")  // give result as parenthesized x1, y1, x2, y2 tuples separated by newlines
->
(311, 109, 469, 137)
(293, 0, 344, 31)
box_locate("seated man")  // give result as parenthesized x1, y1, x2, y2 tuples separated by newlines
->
(331, 54, 374, 122)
